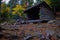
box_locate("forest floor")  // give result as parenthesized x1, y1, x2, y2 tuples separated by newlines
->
(0, 19, 60, 40)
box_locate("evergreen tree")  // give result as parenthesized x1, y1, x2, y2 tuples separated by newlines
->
(27, 0, 34, 6)
(44, 0, 60, 11)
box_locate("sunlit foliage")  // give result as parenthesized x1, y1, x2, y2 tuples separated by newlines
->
(1, 3, 10, 13)
(12, 5, 25, 17)
(0, 2, 26, 23)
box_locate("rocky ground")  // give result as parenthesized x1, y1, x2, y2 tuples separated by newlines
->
(0, 19, 60, 40)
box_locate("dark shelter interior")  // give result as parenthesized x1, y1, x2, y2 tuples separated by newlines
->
(26, 7, 40, 20)
(24, 4, 41, 20)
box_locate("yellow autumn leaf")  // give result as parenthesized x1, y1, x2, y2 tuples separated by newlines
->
(12, 4, 25, 16)
(12, 11, 17, 15)
(6, 7, 10, 12)
(18, 12, 22, 16)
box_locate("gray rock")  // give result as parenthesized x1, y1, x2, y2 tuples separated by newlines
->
(33, 32, 42, 37)
(46, 30, 55, 35)
(24, 35, 33, 40)
(48, 20, 56, 24)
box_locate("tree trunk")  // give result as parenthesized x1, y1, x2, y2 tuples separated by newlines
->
(0, 0, 2, 11)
